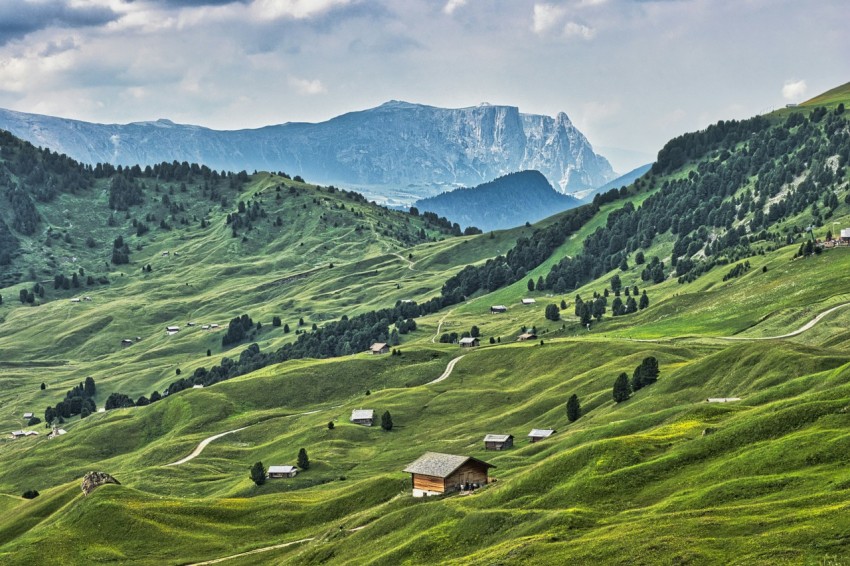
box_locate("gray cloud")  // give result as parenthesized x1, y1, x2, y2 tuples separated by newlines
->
(0, 1, 119, 46)
(140, 0, 250, 5)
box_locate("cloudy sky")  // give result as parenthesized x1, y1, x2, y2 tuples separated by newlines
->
(0, 0, 847, 172)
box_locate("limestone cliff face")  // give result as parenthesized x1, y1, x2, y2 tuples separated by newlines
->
(0, 102, 615, 201)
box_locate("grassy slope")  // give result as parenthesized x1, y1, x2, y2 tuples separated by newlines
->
(2, 85, 850, 564)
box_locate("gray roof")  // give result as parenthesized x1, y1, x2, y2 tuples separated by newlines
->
(268, 465, 297, 474)
(403, 452, 494, 478)
(350, 409, 374, 420)
(458, 337, 478, 344)
(528, 429, 555, 438)
(484, 434, 513, 443)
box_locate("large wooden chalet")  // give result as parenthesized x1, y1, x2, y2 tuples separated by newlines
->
(404, 452, 495, 497)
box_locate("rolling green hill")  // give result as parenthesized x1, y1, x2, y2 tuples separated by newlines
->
(1, 82, 850, 565)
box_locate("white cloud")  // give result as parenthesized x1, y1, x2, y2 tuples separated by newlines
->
(563, 21, 595, 39)
(781, 79, 807, 101)
(533, 4, 594, 39)
(249, 0, 352, 21)
(532, 3, 567, 34)
(443, 0, 467, 15)
(289, 76, 327, 95)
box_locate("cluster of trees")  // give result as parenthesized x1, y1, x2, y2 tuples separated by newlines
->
(222, 314, 256, 346)
(112, 235, 131, 264)
(613, 357, 660, 403)
(722, 260, 752, 281)
(795, 239, 823, 258)
(541, 108, 850, 292)
(108, 175, 144, 210)
(44, 377, 97, 423)
(0, 219, 18, 267)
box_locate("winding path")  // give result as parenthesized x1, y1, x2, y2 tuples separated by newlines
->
(187, 538, 315, 565)
(165, 409, 325, 467)
(166, 427, 249, 467)
(721, 301, 850, 341)
(627, 301, 850, 344)
(392, 252, 416, 271)
(427, 355, 466, 385)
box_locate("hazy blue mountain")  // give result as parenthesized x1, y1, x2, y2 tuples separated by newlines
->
(0, 102, 615, 203)
(413, 170, 581, 231)
(569, 163, 652, 201)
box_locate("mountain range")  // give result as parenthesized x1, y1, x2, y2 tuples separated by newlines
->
(0, 101, 615, 204)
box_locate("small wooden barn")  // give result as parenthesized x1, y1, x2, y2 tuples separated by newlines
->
(484, 434, 514, 450)
(521, 298, 536, 305)
(404, 452, 495, 497)
(516, 332, 537, 341)
(458, 337, 480, 348)
(370, 342, 389, 355)
(350, 409, 375, 426)
(267, 465, 298, 479)
(528, 429, 555, 443)
(490, 305, 508, 314)
(23, 412, 33, 420)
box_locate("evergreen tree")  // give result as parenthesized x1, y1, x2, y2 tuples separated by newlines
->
(297, 448, 310, 470)
(611, 296, 624, 316)
(390, 329, 400, 346)
(527, 278, 535, 292)
(634, 356, 660, 390)
(327, 421, 335, 430)
(610, 274, 622, 293)
(625, 296, 638, 314)
(545, 303, 560, 321)
(592, 297, 605, 321)
(381, 410, 393, 431)
(40, 382, 46, 391)
(613, 372, 631, 403)
(639, 291, 649, 310)
(284, 323, 290, 333)
(536, 276, 545, 291)
(560, 299, 567, 310)
(272, 316, 281, 327)
(250, 461, 266, 485)
(566, 394, 580, 422)
(470, 325, 480, 338)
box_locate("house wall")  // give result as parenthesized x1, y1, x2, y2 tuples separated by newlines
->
(445, 462, 489, 491)
(485, 438, 513, 450)
(352, 419, 373, 426)
(412, 473, 446, 494)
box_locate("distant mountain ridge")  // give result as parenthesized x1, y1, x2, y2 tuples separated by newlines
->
(0, 101, 615, 203)
(413, 170, 580, 231)
(570, 163, 652, 202)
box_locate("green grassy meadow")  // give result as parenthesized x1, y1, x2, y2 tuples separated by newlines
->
(1, 86, 850, 564)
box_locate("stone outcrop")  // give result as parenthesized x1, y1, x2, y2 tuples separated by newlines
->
(81, 471, 120, 496)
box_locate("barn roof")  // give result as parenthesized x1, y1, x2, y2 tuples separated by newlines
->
(528, 429, 555, 438)
(458, 337, 479, 344)
(350, 409, 374, 420)
(484, 434, 513, 443)
(370, 342, 388, 351)
(404, 452, 494, 478)
(268, 465, 297, 474)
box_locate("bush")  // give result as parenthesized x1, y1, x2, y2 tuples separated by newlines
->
(22, 490, 39, 499)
